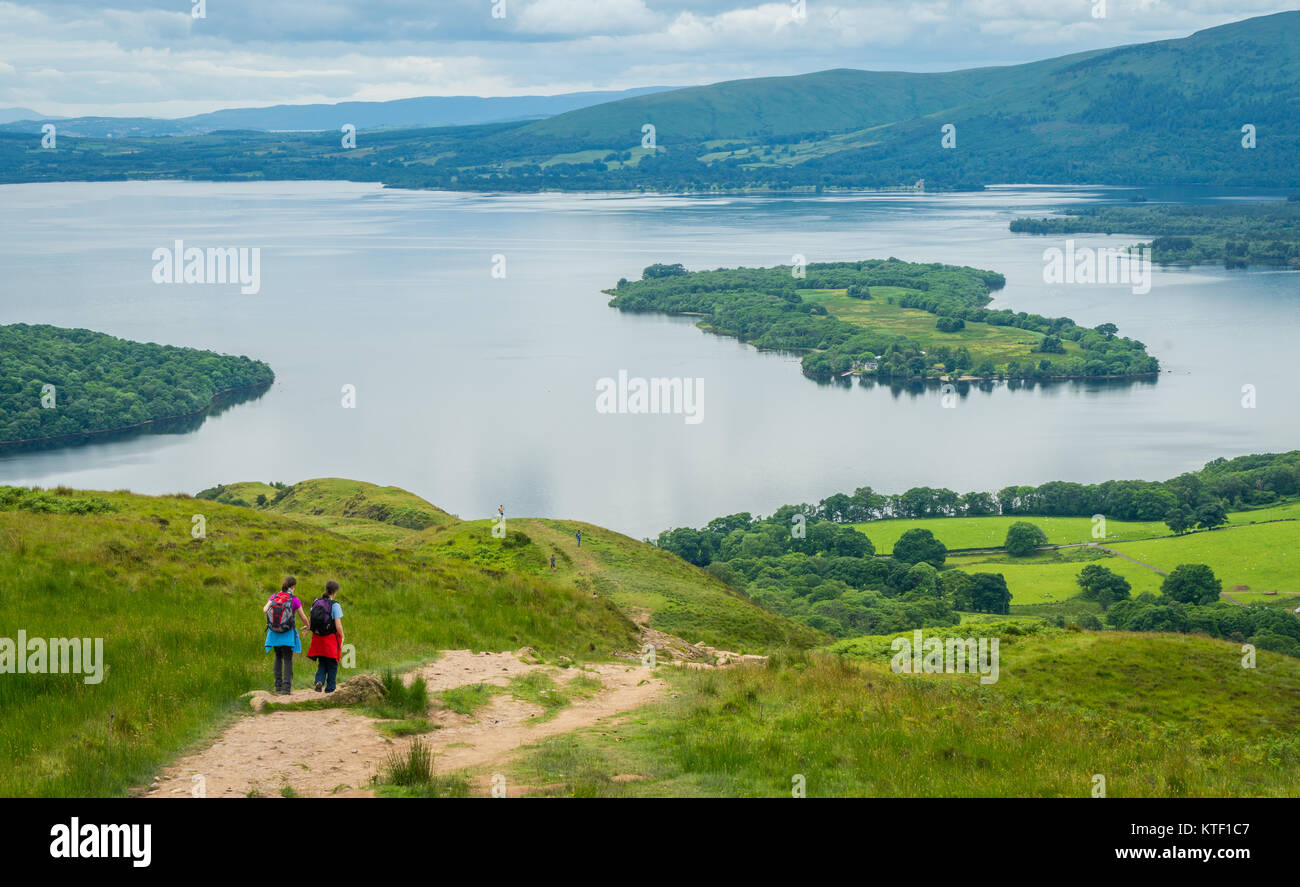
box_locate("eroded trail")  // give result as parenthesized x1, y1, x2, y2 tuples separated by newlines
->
(145, 650, 666, 799)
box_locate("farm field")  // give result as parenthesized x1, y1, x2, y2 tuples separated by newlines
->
(945, 519, 1299, 606)
(946, 552, 1163, 605)
(850, 500, 1300, 554)
(1107, 522, 1300, 599)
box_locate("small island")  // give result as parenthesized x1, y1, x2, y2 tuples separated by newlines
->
(605, 260, 1158, 381)
(0, 323, 273, 446)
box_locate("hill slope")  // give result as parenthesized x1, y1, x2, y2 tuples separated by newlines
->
(507, 628, 1300, 797)
(5, 12, 1295, 189)
(0, 483, 638, 796)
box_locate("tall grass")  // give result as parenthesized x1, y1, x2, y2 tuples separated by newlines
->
(512, 638, 1300, 797)
(378, 738, 469, 798)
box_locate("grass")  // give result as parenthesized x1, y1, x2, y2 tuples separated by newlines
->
(946, 549, 1163, 605)
(0, 486, 636, 797)
(439, 682, 498, 716)
(506, 634, 1300, 797)
(375, 718, 438, 737)
(801, 287, 1082, 372)
(851, 514, 1169, 553)
(412, 517, 825, 653)
(850, 501, 1300, 555)
(376, 737, 471, 798)
(363, 671, 430, 720)
(506, 671, 604, 722)
(1107, 522, 1300, 598)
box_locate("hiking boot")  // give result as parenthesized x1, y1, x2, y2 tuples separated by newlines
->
(314, 681, 324, 692)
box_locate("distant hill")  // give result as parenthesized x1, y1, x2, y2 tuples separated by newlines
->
(0, 87, 677, 138)
(2, 11, 1296, 189)
(0, 107, 46, 125)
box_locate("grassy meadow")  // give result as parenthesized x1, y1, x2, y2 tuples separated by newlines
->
(801, 287, 1084, 372)
(503, 632, 1300, 797)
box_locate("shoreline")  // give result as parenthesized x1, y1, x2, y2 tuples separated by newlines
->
(0, 379, 273, 451)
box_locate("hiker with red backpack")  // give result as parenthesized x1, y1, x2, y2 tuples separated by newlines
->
(263, 576, 310, 694)
(306, 581, 346, 693)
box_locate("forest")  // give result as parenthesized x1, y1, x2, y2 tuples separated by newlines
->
(1011, 198, 1300, 268)
(0, 324, 273, 445)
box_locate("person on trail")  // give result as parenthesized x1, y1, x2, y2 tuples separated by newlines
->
(306, 580, 346, 693)
(575, 530, 582, 547)
(264, 576, 310, 694)
(549, 554, 556, 570)
(498, 504, 504, 518)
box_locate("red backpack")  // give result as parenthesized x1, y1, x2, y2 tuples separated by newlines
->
(267, 591, 295, 633)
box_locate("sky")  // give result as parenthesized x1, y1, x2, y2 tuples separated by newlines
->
(0, 0, 1294, 118)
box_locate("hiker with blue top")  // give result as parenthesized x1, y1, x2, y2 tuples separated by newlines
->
(263, 575, 310, 694)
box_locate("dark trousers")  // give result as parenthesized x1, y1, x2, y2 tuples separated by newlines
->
(314, 657, 340, 692)
(273, 646, 294, 692)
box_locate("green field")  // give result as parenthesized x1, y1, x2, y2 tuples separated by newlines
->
(1108, 522, 1300, 599)
(945, 551, 1161, 605)
(850, 501, 1300, 554)
(802, 287, 1080, 372)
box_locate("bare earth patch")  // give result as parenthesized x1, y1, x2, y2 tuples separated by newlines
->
(145, 650, 665, 799)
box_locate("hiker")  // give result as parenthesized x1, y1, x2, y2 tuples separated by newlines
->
(306, 580, 346, 693)
(264, 576, 310, 694)
(576, 530, 582, 547)
(498, 504, 504, 518)
(549, 554, 556, 570)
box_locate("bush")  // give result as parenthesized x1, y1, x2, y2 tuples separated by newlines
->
(1004, 521, 1047, 557)
(1161, 564, 1222, 605)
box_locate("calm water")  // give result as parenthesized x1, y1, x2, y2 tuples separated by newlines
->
(0, 182, 1296, 537)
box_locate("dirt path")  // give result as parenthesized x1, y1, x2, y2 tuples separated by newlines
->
(145, 650, 666, 799)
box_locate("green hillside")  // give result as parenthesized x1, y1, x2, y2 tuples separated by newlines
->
(506, 630, 1300, 797)
(408, 517, 825, 651)
(4, 12, 1297, 190)
(0, 484, 644, 796)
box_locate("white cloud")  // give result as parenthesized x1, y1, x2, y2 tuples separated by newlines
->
(0, 0, 1292, 116)
(514, 0, 659, 35)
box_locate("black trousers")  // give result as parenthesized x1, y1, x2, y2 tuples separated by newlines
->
(273, 646, 294, 691)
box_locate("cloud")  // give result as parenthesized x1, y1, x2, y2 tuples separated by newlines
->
(0, 0, 1292, 116)
(513, 0, 659, 35)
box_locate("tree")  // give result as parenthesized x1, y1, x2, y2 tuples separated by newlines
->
(1164, 506, 1194, 535)
(939, 570, 974, 609)
(1161, 563, 1222, 605)
(969, 573, 1012, 614)
(1076, 563, 1131, 605)
(1004, 521, 1047, 557)
(1194, 500, 1229, 530)
(904, 561, 939, 596)
(892, 528, 947, 568)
